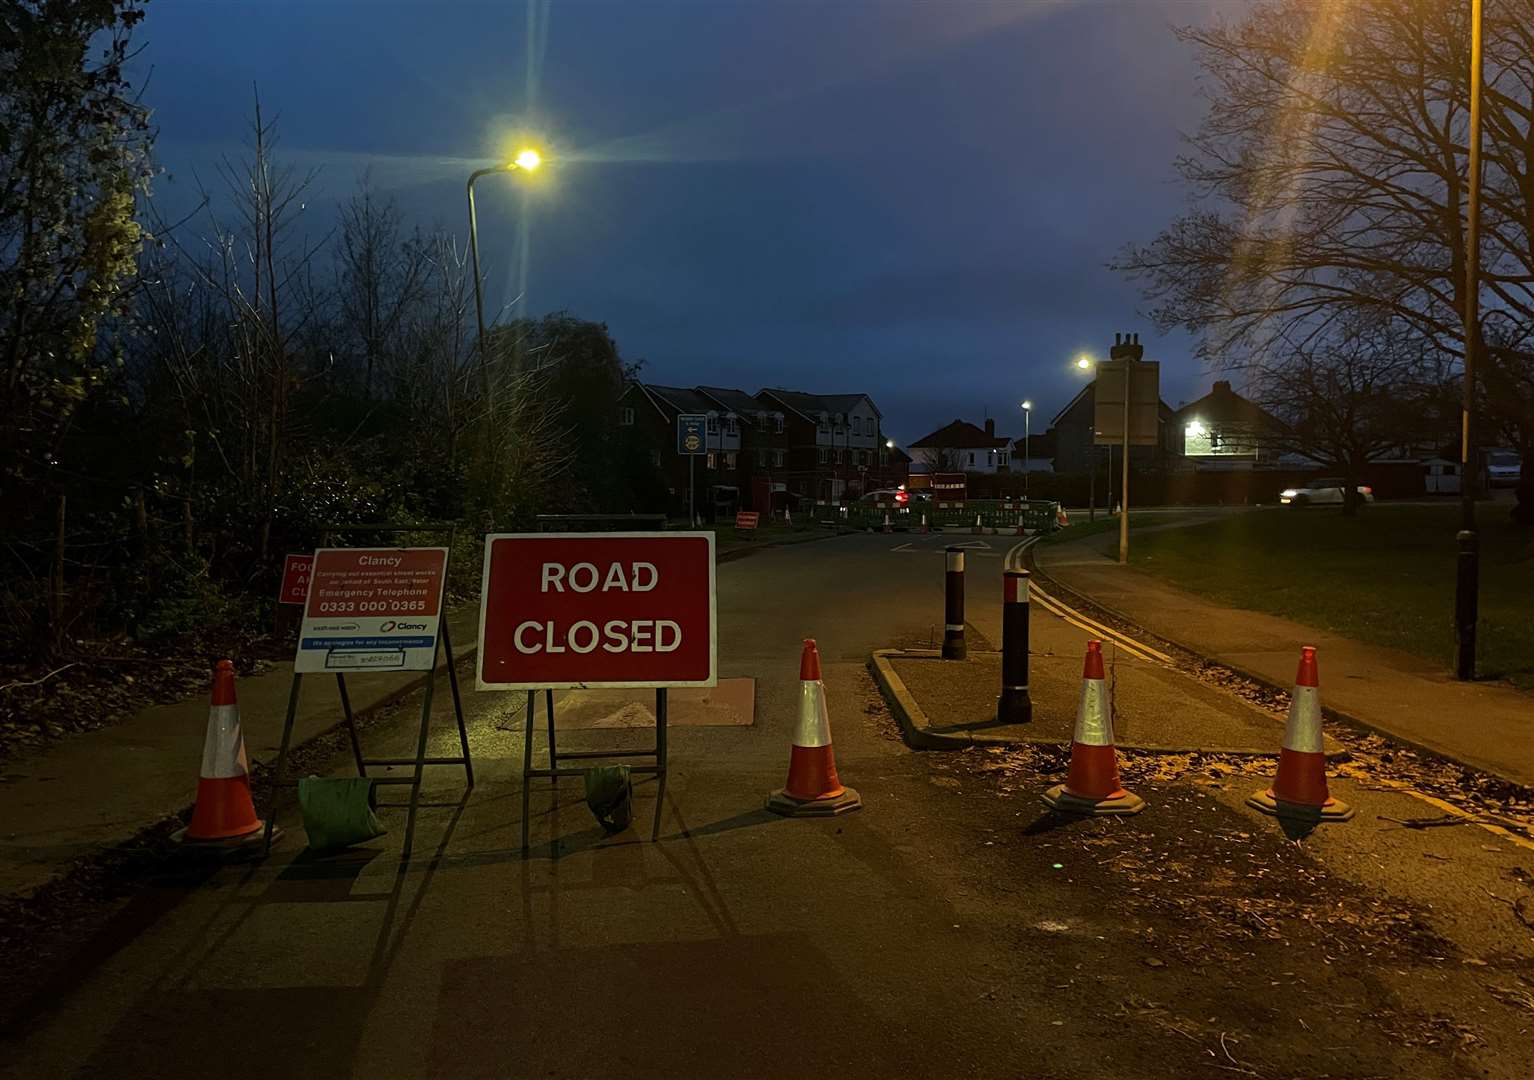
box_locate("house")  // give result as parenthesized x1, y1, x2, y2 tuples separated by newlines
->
(1012, 427, 1056, 474)
(619, 381, 893, 514)
(756, 389, 892, 503)
(1050, 382, 1178, 475)
(909, 419, 1013, 475)
(1171, 380, 1285, 469)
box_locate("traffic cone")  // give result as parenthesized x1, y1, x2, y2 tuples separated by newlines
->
(973, 513, 983, 534)
(1042, 641, 1145, 816)
(1057, 508, 1070, 528)
(919, 514, 929, 534)
(176, 660, 267, 849)
(1247, 647, 1353, 822)
(882, 512, 893, 534)
(767, 640, 861, 817)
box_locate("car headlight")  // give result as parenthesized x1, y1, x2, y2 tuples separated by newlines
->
(1280, 489, 1299, 498)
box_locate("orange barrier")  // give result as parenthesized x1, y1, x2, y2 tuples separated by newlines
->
(1041, 641, 1144, 816)
(1247, 646, 1353, 822)
(767, 640, 861, 817)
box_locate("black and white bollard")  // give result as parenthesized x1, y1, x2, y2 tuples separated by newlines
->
(997, 569, 1033, 723)
(943, 546, 966, 660)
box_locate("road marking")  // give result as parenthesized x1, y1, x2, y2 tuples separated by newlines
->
(1004, 535, 1171, 665)
(951, 539, 994, 550)
(1393, 786, 1534, 853)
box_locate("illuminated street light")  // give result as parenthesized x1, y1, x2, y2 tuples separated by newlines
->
(465, 147, 545, 511)
(1020, 401, 1033, 499)
(1076, 355, 1092, 371)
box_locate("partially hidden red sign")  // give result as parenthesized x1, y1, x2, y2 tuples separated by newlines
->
(278, 554, 313, 605)
(735, 511, 759, 531)
(476, 532, 716, 690)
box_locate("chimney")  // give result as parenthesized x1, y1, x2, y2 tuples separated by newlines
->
(1214, 380, 1232, 394)
(984, 418, 996, 438)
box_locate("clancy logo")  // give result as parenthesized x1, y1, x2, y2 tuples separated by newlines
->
(380, 620, 427, 633)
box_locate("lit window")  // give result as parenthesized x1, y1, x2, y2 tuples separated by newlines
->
(619, 407, 635, 426)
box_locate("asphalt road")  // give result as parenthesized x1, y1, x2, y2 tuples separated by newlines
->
(2, 532, 1530, 1079)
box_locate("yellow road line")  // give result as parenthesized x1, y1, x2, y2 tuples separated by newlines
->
(1387, 785, 1534, 853)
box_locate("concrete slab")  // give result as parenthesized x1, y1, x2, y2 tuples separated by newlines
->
(551, 679, 756, 730)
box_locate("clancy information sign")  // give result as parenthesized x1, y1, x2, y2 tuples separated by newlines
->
(295, 547, 448, 673)
(476, 532, 716, 690)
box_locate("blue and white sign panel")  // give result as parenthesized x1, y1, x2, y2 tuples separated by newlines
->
(677, 414, 708, 456)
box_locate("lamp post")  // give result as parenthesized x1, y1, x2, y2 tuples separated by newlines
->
(1074, 355, 1096, 522)
(1020, 400, 1032, 500)
(1455, 0, 1484, 681)
(467, 149, 542, 396)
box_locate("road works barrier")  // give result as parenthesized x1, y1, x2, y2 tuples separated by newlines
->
(1248, 646, 1354, 823)
(997, 570, 1032, 724)
(766, 639, 861, 817)
(265, 524, 473, 861)
(1041, 641, 1145, 816)
(176, 660, 267, 851)
(943, 546, 967, 660)
(479, 530, 717, 850)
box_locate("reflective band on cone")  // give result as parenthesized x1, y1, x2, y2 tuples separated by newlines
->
(180, 660, 267, 846)
(767, 640, 861, 818)
(882, 513, 892, 534)
(1248, 646, 1353, 823)
(1042, 641, 1144, 816)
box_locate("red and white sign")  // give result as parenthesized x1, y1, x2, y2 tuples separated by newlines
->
(278, 554, 313, 606)
(735, 511, 759, 531)
(295, 547, 448, 673)
(476, 532, 716, 690)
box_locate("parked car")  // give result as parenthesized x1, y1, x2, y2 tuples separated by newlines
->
(1487, 450, 1522, 488)
(1279, 479, 1375, 506)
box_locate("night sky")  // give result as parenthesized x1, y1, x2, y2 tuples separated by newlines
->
(140, 0, 1236, 444)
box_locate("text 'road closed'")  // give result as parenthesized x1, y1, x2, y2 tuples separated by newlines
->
(477, 533, 716, 689)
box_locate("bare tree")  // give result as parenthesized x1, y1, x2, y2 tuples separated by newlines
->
(336, 173, 425, 397)
(920, 446, 966, 473)
(1116, 0, 1534, 514)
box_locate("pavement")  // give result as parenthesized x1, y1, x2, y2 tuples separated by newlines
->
(0, 606, 483, 903)
(1031, 522, 1534, 787)
(3, 532, 1532, 1079)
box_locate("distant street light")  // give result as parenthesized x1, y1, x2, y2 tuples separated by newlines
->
(1073, 357, 1102, 522)
(1020, 400, 1032, 500)
(1075, 355, 1092, 371)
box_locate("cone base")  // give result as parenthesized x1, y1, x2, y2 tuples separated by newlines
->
(1246, 789, 1354, 822)
(766, 786, 862, 818)
(172, 822, 278, 857)
(1041, 784, 1145, 817)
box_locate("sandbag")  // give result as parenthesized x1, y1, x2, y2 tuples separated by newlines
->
(298, 775, 387, 851)
(584, 765, 633, 834)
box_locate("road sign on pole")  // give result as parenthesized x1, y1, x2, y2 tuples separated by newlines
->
(476, 531, 717, 690)
(1094, 334, 1156, 564)
(277, 554, 313, 606)
(678, 414, 707, 525)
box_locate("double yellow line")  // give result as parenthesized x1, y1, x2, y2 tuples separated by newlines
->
(1004, 537, 1172, 665)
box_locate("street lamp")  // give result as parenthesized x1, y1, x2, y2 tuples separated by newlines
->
(1020, 400, 1032, 500)
(1456, 0, 1485, 680)
(466, 148, 543, 402)
(1072, 356, 1102, 522)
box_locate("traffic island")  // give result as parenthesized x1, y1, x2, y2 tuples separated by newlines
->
(870, 648, 1343, 756)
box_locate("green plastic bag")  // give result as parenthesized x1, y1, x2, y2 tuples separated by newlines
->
(584, 765, 633, 834)
(298, 776, 387, 851)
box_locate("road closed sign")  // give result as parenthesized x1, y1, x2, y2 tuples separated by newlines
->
(477, 532, 716, 690)
(295, 547, 448, 673)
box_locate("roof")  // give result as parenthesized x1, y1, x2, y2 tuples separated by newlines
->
(640, 383, 719, 417)
(910, 419, 1010, 450)
(1172, 380, 1285, 430)
(696, 386, 768, 418)
(759, 388, 881, 422)
(1051, 381, 1176, 428)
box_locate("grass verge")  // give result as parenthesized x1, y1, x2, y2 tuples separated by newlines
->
(1126, 504, 1533, 689)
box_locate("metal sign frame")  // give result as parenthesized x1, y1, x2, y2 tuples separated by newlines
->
(263, 524, 473, 860)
